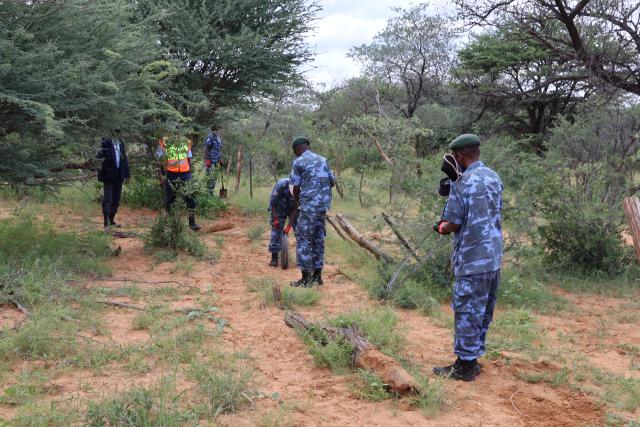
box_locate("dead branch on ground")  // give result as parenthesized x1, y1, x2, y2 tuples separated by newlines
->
(284, 311, 418, 395)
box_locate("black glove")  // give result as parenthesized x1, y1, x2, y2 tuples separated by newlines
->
(441, 154, 461, 182)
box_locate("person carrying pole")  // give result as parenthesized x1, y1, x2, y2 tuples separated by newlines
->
(432, 134, 504, 382)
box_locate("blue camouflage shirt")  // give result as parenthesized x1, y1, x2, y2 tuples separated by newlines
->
(268, 178, 295, 217)
(290, 150, 335, 213)
(204, 133, 222, 164)
(443, 161, 503, 277)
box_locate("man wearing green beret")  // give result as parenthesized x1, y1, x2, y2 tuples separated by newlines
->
(433, 134, 504, 381)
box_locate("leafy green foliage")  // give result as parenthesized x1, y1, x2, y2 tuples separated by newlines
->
(349, 370, 393, 401)
(263, 286, 321, 309)
(330, 308, 405, 357)
(146, 209, 207, 258)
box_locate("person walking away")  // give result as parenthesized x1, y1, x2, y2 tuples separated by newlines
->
(432, 134, 503, 382)
(204, 126, 223, 194)
(289, 136, 335, 287)
(157, 125, 201, 231)
(268, 177, 296, 267)
(97, 131, 130, 228)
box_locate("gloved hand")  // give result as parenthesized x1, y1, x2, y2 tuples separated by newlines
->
(433, 220, 450, 234)
(441, 154, 461, 182)
(272, 217, 280, 229)
(284, 224, 292, 234)
(204, 159, 212, 168)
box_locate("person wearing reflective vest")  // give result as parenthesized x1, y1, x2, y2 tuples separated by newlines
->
(157, 130, 201, 231)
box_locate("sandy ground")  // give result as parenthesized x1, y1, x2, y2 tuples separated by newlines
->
(1, 204, 639, 425)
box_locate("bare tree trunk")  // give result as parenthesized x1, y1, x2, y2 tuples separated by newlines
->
(249, 156, 253, 198)
(235, 146, 243, 193)
(623, 197, 640, 262)
(359, 154, 367, 208)
(226, 155, 232, 175)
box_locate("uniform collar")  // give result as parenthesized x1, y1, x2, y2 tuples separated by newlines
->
(464, 160, 483, 173)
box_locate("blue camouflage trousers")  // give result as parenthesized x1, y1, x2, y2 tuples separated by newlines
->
(295, 210, 326, 271)
(268, 214, 288, 253)
(452, 270, 500, 361)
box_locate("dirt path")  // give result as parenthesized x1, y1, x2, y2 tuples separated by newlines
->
(0, 205, 624, 425)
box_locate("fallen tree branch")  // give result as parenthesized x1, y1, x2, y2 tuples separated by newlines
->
(202, 221, 234, 233)
(99, 300, 146, 311)
(326, 215, 348, 240)
(334, 214, 394, 263)
(93, 277, 197, 290)
(107, 230, 140, 239)
(284, 311, 418, 394)
(8, 298, 29, 316)
(381, 213, 420, 262)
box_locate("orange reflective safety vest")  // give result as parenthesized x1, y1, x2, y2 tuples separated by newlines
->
(159, 136, 191, 173)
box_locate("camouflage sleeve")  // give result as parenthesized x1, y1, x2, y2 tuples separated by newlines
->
(290, 159, 302, 186)
(443, 182, 465, 225)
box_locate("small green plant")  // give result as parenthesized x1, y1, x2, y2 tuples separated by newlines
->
(263, 286, 321, 309)
(0, 369, 49, 407)
(302, 327, 354, 374)
(247, 224, 265, 242)
(188, 362, 254, 418)
(348, 370, 393, 401)
(411, 374, 449, 418)
(330, 307, 405, 357)
(146, 208, 207, 258)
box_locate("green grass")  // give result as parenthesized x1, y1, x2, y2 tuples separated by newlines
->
(330, 307, 405, 357)
(486, 309, 544, 357)
(348, 370, 393, 401)
(188, 359, 254, 418)
(498, 270, 567, 313)
(247, 223, 265, 242)
(0, 217, 111, 308)
(263, 286, 321, 309)
(145, 209, 207, 258)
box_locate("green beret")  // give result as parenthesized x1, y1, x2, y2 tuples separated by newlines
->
(449, 134, 480, 151)
(292, 135, 310, 148)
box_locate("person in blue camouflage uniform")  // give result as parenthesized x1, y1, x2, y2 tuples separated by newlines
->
(433, 134, 503, 382)
(268, 177, 296, 267)
(289, 136, 335, 287)
(204, 126, 223, 194)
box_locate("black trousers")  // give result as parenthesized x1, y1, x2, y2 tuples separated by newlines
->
(102, 180, 123, 219)
(165, 173, 196, 214)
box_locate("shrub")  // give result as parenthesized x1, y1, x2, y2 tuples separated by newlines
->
(535, 178, 632, 275)
(146, 209, 207, 258)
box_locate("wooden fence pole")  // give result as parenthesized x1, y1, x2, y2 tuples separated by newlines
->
(623, 197, 640, 262)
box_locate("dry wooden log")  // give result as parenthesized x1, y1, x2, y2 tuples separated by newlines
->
(381, 213, 420, 262)
(326, 215, 348, 241)
(284, 311, 418, 394)
(623, 197, 640, 262)
(108, 231, 140, 239)
(334, 214, 394, 263)
(8, 298, 30, 316)
(203, 221, 234, 233)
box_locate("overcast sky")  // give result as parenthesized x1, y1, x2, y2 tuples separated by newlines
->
(303, 1, 450, 88)
(302, 0, 403, 88)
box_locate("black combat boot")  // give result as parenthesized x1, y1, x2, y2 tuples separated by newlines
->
(433, 358, 477, 382)
(312, 269, 324, 286)
(188, 214, 201, 231)
(103, 216, 110, 229)
(269, 253, 278, 267)
(290, 270, 312, 288)
(109, 215, 121, 228)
